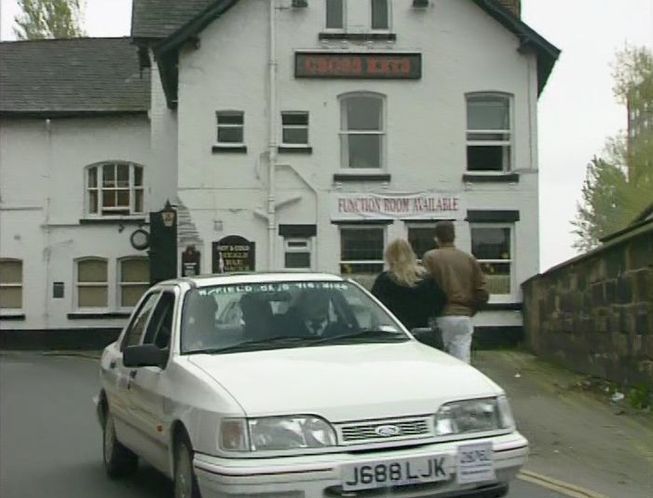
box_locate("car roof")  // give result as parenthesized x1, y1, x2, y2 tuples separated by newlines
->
(159, 272, 346, 289)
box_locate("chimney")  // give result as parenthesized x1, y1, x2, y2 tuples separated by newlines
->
(496, 0, 521, 18)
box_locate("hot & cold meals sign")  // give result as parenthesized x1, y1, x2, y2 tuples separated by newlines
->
(331, 192, 465, 221)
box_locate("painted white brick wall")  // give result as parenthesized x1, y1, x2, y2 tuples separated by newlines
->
(173, 0, 542, 327)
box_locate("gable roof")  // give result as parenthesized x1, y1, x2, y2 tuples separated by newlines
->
(132, 0, 559, 108)
(131, 0, 214, 40)
(0, 37, 150, 117)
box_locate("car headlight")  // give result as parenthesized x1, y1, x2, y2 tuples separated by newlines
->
(219, 416, 336, 452)
(435, 396, 515, 436)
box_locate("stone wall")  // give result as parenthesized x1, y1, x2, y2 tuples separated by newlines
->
(522, 227, 653, 386)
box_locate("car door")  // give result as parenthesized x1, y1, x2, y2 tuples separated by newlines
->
(125, 288, 177, 475)
(107, 290, 161, 451)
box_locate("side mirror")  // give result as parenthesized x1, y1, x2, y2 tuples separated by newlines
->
(411, 327, 444, 350)
(123, 344, 167, 368)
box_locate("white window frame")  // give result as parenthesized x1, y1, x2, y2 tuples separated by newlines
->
(465, 92, 513, 174)
(339, 225, 386, 288)
(85, 162, 144, 218)
(283, 238, 313, 271)
(470, 223, 515, 302)
(216, 110, 245, 146)
(118, 256, 150, 310)
(281, 111, 310, 147)
(339, 92, 386, 172)
(370, 0, 391, 31)
(0, 258, 23, 313)
(325, 0, 346, 31)
(75, 257, 109, 311)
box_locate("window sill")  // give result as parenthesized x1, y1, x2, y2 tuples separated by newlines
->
(67, 312, 132, 320)
(463, 173, 520, 183)
(0, 313, 26, 321)
(334, 173, 391, 182)
(319, 32, 396, 42)
(481, 302, 523, 311)
(80, 217, 147, 225)
(278, 146, 313, 154)
(212, 145, 248, 154)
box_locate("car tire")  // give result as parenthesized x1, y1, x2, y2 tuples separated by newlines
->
(174, 435, 201, 498)
(103, 412, 138, 478)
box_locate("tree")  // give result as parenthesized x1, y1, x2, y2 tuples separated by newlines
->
(14, 0, 85, 40)
(573, 47, 653, 251)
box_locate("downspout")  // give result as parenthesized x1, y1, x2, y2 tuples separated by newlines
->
(267, 0, 278, 271)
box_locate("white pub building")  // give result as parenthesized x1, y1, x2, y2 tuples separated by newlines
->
(0, 0, 559, 347)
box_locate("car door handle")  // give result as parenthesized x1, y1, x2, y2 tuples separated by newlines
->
(129, 370, 138, 379)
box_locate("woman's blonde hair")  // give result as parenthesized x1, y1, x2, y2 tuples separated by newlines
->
(384, 238, 426, 287)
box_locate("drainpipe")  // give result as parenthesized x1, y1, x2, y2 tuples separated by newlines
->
(267, 0, 278, 271)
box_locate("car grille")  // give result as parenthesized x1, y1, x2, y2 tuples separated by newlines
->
(337, 417, 433, 444)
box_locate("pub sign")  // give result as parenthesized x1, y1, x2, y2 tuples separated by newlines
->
(212, 235, 255, 273)
(295, 52, 422, 79)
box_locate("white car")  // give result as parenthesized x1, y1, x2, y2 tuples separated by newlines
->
(97, 273, 527, 498)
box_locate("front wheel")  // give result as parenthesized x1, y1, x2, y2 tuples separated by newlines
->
(174, 436, 201, 498)
(103, 412, 138, 478)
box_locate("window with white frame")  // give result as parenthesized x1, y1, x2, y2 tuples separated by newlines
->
(0, 258, 22, 310)
(470, 225, 513, 295)
(119, 257, 150, 308)
(326, 0, 344, 29)
(466, 93, 512, 172)
(216, 111, 244, 145)
(371, 0, 389, 30)
(76, 258, 108, 308)
(340, 226, 385, 288)
(407, 226, 438, 261)
(340, 93, 384, 169)
(87, 162, 144, 216)
(284, 239, 312, 270)
(281, 112, 309, 146)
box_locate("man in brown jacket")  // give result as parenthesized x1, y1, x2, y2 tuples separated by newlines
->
(423, 221, 489, 363)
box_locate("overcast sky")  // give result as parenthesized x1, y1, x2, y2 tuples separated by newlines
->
(1, 0, 652, 271)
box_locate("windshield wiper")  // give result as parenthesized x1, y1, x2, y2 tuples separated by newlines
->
(308, 329, 409, 345)
(187, 336, 314, 355)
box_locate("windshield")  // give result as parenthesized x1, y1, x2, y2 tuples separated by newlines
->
(180, 280, 405, 354)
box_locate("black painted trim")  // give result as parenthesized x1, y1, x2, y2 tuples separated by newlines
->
(481, 302, 523, 311)
(278, 146, 313, 154)
(466, 210, 520, 223)
(0, 314, 26, 321)
(212, 145, 247, 154)
(79, 218, 147, 225)
(68, 312, 131, 320)
(0, 110, 148, 119)
(400, 218, 455, 224)
(332, 220, 393, 226)
(463, 173, 520, 183)
(318, 32, 397, 41)
(279, 224, 317, 237)
(0, 328, 122, 351)
(333, 174, 391, 183)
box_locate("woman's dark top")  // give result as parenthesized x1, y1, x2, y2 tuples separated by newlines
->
(371, 272, 447, 330)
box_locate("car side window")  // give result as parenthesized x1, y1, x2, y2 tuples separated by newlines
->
(142, 291, 175, 351)
(121, 291, 160, 351)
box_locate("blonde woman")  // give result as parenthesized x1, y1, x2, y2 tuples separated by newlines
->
(371, 239, 446, 330)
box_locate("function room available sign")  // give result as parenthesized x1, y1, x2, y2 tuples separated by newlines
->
(295, 52, 421, 79)
(212, 235, 256, 273)
(331, 192, 465, 221)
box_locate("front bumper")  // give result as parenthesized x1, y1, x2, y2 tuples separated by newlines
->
(194, 432, 527, 498)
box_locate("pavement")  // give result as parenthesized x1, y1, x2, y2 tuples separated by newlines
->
(473, 350, 653, 498)
(1, 349, 651, 498)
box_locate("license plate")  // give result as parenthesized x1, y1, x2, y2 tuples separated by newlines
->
(341, 455, 451, 492)
(456, 442, 495, 484)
